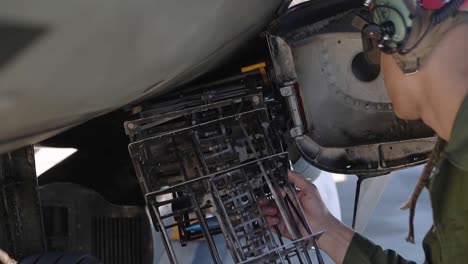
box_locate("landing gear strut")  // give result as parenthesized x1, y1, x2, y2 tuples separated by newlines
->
(0, 146, 46, 260)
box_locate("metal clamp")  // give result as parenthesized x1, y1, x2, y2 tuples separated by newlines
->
(280, 83, 305, 138)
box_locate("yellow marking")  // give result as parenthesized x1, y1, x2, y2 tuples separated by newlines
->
(171, 227, 180, 240)
(241, 62, 268, 84)
(241, 62, 267, 73)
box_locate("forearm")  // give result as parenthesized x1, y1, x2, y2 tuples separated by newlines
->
(315, 216, 417, 264)
(281, 172, 415, 263)
(316, 216, 354, 264)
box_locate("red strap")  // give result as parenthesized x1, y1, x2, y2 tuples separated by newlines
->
(421, 0, 468, 10)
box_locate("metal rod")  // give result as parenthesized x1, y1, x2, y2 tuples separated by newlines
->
(146, 153, 287, 197)
(160, 204, 211, 220)
(285, 179, 325, 263)
(238, 120, 313, 263)
(239, 170, 279, 252)
(191, 133, 211, 175)
(245, 148, 308, 263)
(239, 232, 324, 264)
(352, 178, 363, 229)
(130, 108, 268, 146)
(186, 186, 223, 264)
(239, 120, 311, 263)
(275, 226, 292, 264)
(258, 115, 276, 155)
(238, 121, 302, 242)
(283, 196, 314, 264)
(128, 94, 261, 132)
(173, 136, 222, 264)
(152, 204, 178, 264)
(281, 193, 312, 264)
(210, 180, 246, 262)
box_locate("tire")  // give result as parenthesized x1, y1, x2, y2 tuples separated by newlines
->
(20, 252, 100, 264)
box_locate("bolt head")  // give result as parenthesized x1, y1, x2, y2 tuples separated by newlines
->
(252, 95, 260, 105)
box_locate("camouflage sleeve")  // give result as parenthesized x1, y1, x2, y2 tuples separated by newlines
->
(343, 233, 417, 264)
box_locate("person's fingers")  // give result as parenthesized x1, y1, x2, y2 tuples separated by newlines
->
(258, 197, 270, 205)
(260, 205, 278, 216)
(265, 216, 280, 226)
(279, 188, 286, 198)
(288, 170, 313, 189)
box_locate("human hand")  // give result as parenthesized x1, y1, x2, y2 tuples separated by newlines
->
(258, 170, 333, 240)
(259, 170, 354, 263)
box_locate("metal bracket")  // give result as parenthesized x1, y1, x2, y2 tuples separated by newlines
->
(280, 83, 304, 138)
(267, 34, 298, 84)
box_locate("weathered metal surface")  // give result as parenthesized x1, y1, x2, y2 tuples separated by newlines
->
(0, 146, 46, 259)
(268, 10, 436, 176)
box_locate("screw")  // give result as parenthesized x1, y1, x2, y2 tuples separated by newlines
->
(252, 96, 260, 105)
(127, 123, 135, 130)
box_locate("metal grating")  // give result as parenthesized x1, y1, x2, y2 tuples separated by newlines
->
(125, 71, 324, 263)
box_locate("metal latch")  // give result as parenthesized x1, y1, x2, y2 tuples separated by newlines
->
(280, 81, 305, 138)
